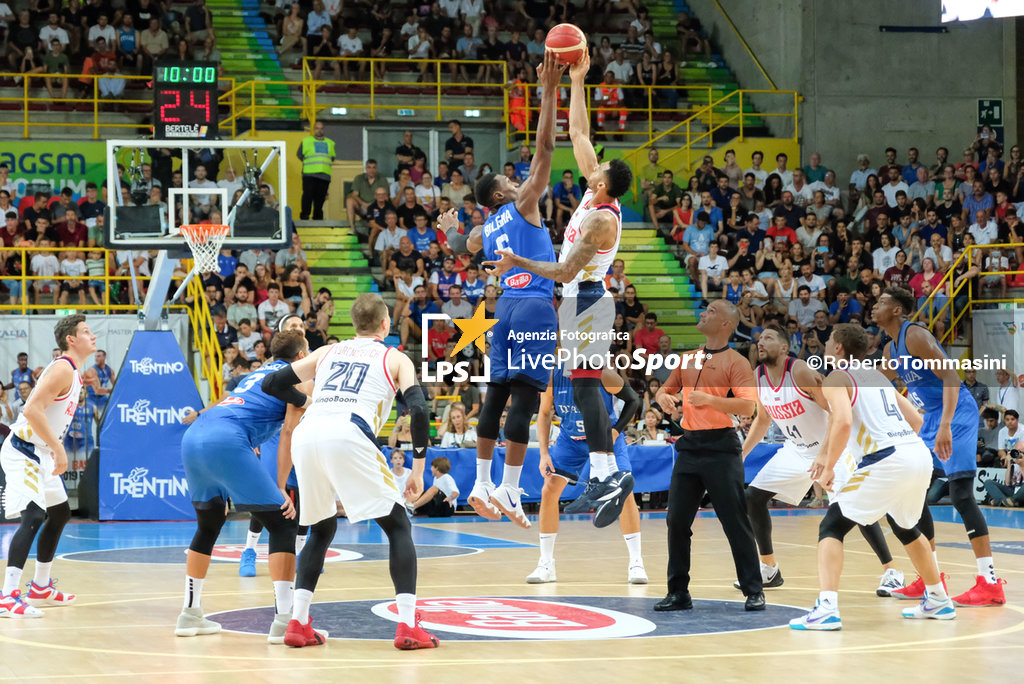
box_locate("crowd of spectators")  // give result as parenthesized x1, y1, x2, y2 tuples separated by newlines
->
(2, 0, 221, 99)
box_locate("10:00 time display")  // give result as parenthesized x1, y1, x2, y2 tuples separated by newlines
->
(157, 65, 217, 84)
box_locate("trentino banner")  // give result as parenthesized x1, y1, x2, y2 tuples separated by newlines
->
(99, 331, 200, 520)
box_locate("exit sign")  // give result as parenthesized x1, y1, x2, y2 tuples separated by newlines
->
(978, 99, 1003, 127)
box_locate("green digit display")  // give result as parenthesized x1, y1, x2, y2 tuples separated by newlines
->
(169, 66, 180, 82)
(205, 67, 216, 83)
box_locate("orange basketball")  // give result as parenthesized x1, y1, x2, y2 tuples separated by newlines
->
(545, 23, 587, 65)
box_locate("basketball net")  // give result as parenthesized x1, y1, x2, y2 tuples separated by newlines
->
(179, 224, 230, 275)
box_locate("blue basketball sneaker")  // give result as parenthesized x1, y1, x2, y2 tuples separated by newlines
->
(239, 548, 257, 577)
(789, 600, 842, 631)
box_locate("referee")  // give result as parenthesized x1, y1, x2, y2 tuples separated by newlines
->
(654, 300, 765, 611)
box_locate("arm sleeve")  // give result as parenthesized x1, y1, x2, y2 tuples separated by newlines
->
(403, 385, 430, 459)
(446, 226, 469, 254)
(260, 366, 308, 408)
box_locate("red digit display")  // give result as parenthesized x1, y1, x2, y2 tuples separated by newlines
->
(190, 89, 211, 122)
(159, 90, 181, 122)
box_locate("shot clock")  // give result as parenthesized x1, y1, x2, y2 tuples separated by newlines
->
(153, 61, 219, 139)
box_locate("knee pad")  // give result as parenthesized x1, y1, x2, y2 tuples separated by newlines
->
(20, 502, 47, 531)
(504, 380, 537, 445)
(818, 503, 857, 542)
(251, 509, 298, 555)
(572, 377, 613, 452)
(476, 382, 511, 440)
(949, 478, 989, 539)
(189, 507, 226, 555)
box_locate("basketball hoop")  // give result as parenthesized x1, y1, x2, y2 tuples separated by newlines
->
(179, 224, 230, 274)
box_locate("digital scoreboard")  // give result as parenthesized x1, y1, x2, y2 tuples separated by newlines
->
(153, 61, 219, 140)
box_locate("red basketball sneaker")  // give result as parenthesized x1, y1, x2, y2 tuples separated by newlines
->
(0, 590, 43, 618)
(952, 576, 1007, 607)
(26, 580, 76, 607)
(283, 617, 328, 647)
(394, 614, 439, 650)
(891, 573, 948, 600)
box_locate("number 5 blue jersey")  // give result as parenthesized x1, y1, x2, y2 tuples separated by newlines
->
(202, 359, 290, 448)
(551, 370, 616, 441)
(481, 200, 555, 299)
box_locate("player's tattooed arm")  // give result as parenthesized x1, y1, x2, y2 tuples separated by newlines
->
(485, 213, 613, 282)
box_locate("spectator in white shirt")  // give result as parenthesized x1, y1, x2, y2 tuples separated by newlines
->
(991, 368, 1020, 419)
(399, 12, 419, 39)
(59, 250, 88, 305)
(30, 239, 60, 306)
(698, 241, 728, 302)
(794, 213, 823, 251)
(257, 283, 291, 340)
(415, 172, 440, 213)
(39, 12, 69, 52)
(872, 232, 901, 274)
(460, 0, 485, 37)
(783, 168, 813, 207)
(217, 166, 244, 202)
(969, 209, 999, 245)
(189, 164, 219, 219)
(373, 208, 406, 266)
(87, 14, 116, 51)
(848, 154, 876, 192)
(606, 48, 634, 84)
(922, 233, 953, 272)
(412, 456, 461, 516)
(788, 284, 825, 330)
(744, 150, 767, 189)
(235, 318, 262, 358)
(808, 170, 842, 205)
(440, 284, 473, 319)
(337, 26, 364, 80)
(881, 167, 910, 208)
(795, 263, 826, 300)
(772, 152, 793, 186)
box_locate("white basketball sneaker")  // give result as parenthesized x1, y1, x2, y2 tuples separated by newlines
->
(877, 568, 906, 597)
(902, 594, 957, 620)
(490, 483, 531, 528)
(789, 600, 842, 631)
(628, 561, 649, 585)
(526, 561, 557, 584)
(174, 607, 222, 637)
(467, 481, 501, 520)
(268, 612, 328, 643)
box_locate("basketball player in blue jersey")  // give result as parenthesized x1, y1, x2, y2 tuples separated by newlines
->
(175, 330, 311, 643)
(484, 50, 636, 523)
(875, 287, 1005, 606)
(529, 366, 647, 584)
(440, 51, 566, 528)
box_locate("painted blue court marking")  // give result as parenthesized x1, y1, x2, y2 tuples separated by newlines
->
(938, 541, 1024, 556)
(0, 518, 532, 561)
(211, 596, 808, 642)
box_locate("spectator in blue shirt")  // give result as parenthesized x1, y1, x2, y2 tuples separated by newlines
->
(961, 180, 994, 224)
(399, 283, 440, 350)
(901, 147, 925, 186)
(710, 175, 736, 209)
(434, 161, 451, 189)
(827, 290, 863, 324)
(552, 169, 582, 238)
(513, 145, 532, 181)
(218, 249, 238, 279)
(407, 214, 437, 252)
(682, 211, 714, 281)
(459, 264, 486, 305)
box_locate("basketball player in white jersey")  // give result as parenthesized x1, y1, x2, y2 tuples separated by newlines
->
(1, 314, 94, 618)
(261, 293, 439, 650)
(741, 324, 903, 596)
(790, 324, 955, 631)
(485, 50, 636, 524)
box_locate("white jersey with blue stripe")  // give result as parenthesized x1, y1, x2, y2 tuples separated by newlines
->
(560, 189, 622, 299)
(839, 367, 920, 461)
(552, 370, 615, 440)
(9, 356, 82, 448)
(307, 337, 396, 436)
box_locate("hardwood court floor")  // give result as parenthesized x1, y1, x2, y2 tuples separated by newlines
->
(1, 507, 1023, 683)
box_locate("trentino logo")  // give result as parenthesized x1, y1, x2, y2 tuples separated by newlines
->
(129, 357, 186, 375)
(116, 398, 195, 426)
(108, 467, 189, 499)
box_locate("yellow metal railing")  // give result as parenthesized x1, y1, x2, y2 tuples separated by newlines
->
(184, 272, 224, 404)
(913, 243, 1024, 347)
(0, 72, 235, 139)
(621, 88, 799, 201)
(713, 0, 778, 89)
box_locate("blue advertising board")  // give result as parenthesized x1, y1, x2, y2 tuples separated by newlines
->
(98, 331, 201, 520)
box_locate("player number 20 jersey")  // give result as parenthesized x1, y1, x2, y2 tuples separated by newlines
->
(561, 189, 622, 298)
(307, 338, 396, 436)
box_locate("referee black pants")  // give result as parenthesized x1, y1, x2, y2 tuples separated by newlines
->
(301, 175, 331, 220)
(666, 428, 762, 596)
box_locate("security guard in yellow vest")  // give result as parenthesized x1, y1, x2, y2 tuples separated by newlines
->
(297, 120, 336, 220)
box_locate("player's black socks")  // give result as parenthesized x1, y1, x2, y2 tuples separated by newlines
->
(375, 503, 417, 595)
(745, 487, 775, 556)
(296, 516, 337, 592)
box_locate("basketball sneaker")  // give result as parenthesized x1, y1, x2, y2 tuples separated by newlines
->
(0, 590, 43, 619)
(174, 607, 221, 636)
(394, 613, 439, 650)
(526, 561, 557, 584)
(952, 576, 1007, 607)
(563, 478, 600, 514)
(789, 600, 841, 631)
(902, 594, 957, 620)
(25, 579, 76, 606)
(490, 483, 531, 528)
(628, 561, 648, 584)
(239, 548, 257, 577)
(734, 563, 783, 590)
(892, 573, 948, 600)
(467, 481, 501, 520)
(284, 617, 328, 647)
(876, 568, 906, 597)
(592, 472, 636, 529)
(269, 613, 328, 644)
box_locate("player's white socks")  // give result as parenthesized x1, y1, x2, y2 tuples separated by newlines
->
(245, 530, 261, 551)
(183, 576, 204, 610)
(604, 452, 619, 475)
(977, 556, 997, 584)
(476, 458, 493, 484)
(295, 535, 307, 557)
(623, 533, 641, 565)
(3, 567, 23, 595)
(292, 588, 313, 623)
(396, 593, 416, 628)
(925, 582, 949, 601)
(539, 533, 557, 564)
(590, 453, 610, 481)
(273, 580, 294, 615)
(818, 590, 838, 611)
(33, 561, 52, 587)
(502, 463, 522, 488)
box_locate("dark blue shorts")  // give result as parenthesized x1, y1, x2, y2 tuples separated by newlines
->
(181, 420, 285, 511)
(488, 295, 557, 391)
(550, 433, 630, 482)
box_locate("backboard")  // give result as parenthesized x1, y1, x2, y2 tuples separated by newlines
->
(103, 139, 291, 251)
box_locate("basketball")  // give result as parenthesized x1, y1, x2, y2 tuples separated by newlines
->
(545, 23, 587, 65)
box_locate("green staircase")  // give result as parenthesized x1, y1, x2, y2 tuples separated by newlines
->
(298, 224, 373, 340)
(207, 0, 298, 119)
